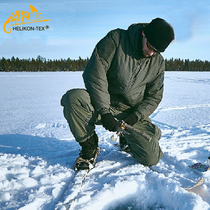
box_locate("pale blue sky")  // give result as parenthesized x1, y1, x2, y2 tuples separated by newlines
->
(0, 0, 210, 61)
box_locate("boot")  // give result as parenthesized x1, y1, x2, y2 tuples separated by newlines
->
(120, 136, 131, 153)
(74, 132, 100, 170)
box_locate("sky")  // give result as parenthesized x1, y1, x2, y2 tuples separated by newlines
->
(0, 0, 210, 61)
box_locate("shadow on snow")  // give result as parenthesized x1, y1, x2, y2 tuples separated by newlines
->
(0, 134, 79, 167)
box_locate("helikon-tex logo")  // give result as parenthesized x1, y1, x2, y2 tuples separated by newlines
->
(3, 5, 51, 33)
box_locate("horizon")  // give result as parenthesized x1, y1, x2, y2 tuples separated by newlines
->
(0, 55, 209, 62)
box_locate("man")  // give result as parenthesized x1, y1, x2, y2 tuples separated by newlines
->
(61, 18, 174, 170)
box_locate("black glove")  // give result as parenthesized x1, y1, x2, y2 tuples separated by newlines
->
(101, 113, 118, 132)
(124, 113, 138, 126)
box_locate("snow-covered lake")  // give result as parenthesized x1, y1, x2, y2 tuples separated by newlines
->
(0, 71, 210, 210)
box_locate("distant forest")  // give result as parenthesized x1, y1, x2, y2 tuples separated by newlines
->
(0, 56, 210, 72)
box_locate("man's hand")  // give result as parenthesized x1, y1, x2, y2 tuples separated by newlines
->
(101, 113, 118, 132)
(124, 113, 138, 126)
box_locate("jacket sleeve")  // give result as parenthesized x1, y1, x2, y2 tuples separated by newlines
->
(83, 30, 119, 115)
(134, 62, 165, 120)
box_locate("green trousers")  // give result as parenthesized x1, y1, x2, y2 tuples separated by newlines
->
(61, 88, 163, 166)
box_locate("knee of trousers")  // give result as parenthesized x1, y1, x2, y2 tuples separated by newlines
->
(61, 88, 91, 107)
(60, 88, 95, 123)
(60, 88, 96, 142)
(127, 124, 163, 166)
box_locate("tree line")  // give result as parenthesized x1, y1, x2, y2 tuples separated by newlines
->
(0, 56, 210, 72)
(0, 56, 89, 72)
(165, 58, 210, 71)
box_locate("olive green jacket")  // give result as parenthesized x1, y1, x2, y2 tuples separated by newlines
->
(83, 23, 165, 121)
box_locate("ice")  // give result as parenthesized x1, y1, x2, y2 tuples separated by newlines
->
(0, 71, 210, 210)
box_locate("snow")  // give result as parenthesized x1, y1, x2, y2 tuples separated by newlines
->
(0, 71, 210, 210)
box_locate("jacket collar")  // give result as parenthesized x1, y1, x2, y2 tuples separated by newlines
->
(127, 23, 144, 57)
